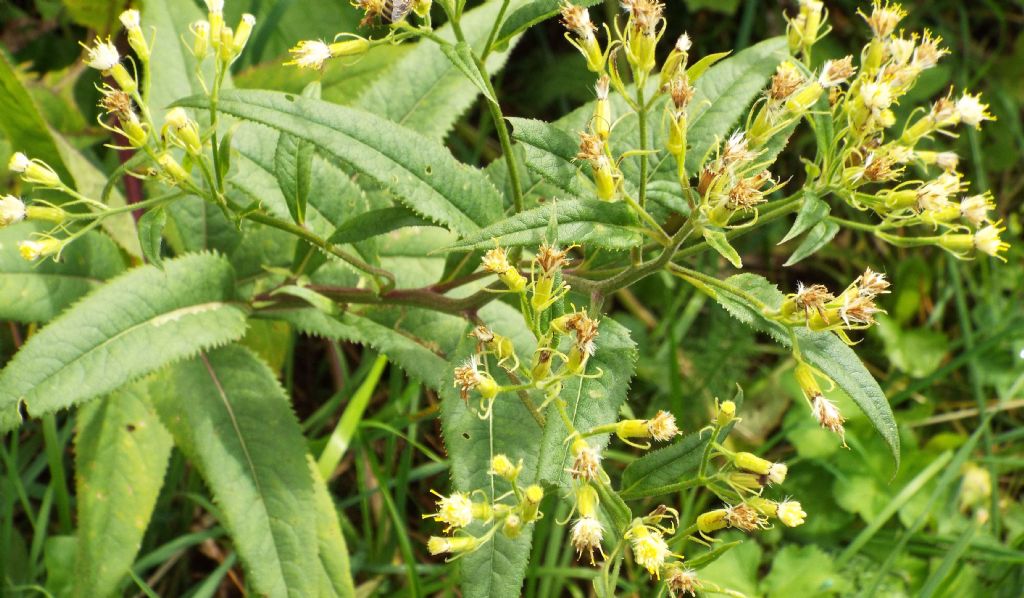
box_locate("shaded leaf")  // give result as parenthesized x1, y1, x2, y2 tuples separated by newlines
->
(327, 206, 433, 246)
(779, 191, 829, 245)
(137, 207, 167, 266)
(493, 0, 601, 48)
(784, 220, 839, 266)
(704, 229, 743, 268)
(508, 117, 587, 197)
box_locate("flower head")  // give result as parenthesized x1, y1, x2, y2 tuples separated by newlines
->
(560, 2, 596, 39)
(569, 438, 603, 481)
(0, 195, 26, 227)
(855, 267, 890, 297)
(957, 92, 994, 128)
(861, 0, 905, 38)
(647, 410, 680, 442)
(794, 282, 833, 318)
(770, 62, 804, 100)
(428, 491, 474, 530)
(913, 30, 947, 69)
(665, 566, 702, 597)
(626, 523, 671, 577)
(675, 33, 691, 52)
(725, 503, 770, 531)
(453, 356, 498, 401)
(777, 500, 807, 527)
(768, 462, 788, 485)
(960, 193, 994, 228)
(287, 40, 333, 70)
(819, 56, 855, 88)
(8, 152, 30, 173)
(120, 9, 141, 30)
(839, 293, 882, 327)
(84, 38, 120, 71)
(571, 516, 605, 564)
(860, 81, 893, 113)
(19, 238, 61, 261)
(812, 394, 846, 443)
(974, 222, 1009, 259)
(722, 131, 757, 166)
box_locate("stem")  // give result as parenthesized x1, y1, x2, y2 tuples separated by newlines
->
(636, 84, 648, 208)
(480, 0, 511, 60)
(669, 263, 771, 311)
(476, 57, 525, 213)
(244, 212, 397, 291)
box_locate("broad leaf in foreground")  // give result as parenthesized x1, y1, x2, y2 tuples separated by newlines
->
(180, 90, 502, 236)
(0, 253, 248, 431)
(151, 345, 320, 598)
(74, 382, 173, 598)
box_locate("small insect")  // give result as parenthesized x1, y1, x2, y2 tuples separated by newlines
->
(382, 0, 413, 24)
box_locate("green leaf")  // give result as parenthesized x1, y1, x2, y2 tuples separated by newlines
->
(493, 0, 602, 48)
(0, 253, 249, 431)
(448, 200, 642, 252)
(308, 457, 357, 598)
(703, 229, 743, 268)
(354, 0, 525, 140)
(440, 42, 498, 105)
(150, 345, 319, 598)
(763, 545, 849, 597)
(137, 207, 167, 266)
(142, 0, 209, 120)
(61, 0, 128, 34)
(74, 382, 173, 598)
(508, 117, 587, 197)
(0, 222, 125, 323)
(783, 220, 839, 266)
(274, 132, 314, 226)
(619, 430, 712, 499)
(179, 90, 502, 236)
(327, 206, 433, 245)
(0, 51, 72, 184)
(686, 51, 732, 82)
(703, 273, 900, 468)
(779, 192, 829, 245)
(275, 308, 450, 389)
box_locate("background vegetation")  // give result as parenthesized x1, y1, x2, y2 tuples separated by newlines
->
(1, 0, 1021, 596)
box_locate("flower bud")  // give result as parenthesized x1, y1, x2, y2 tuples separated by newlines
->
(489, 454, 521, 481)
(592, 75, 611, 139)
(9, 153, 62, 188)
(502, 513, 523, 538)
(206, 0, 225, 43)
(427, 535, 478, 556)
(120, 9, 150, 61)
(576, 484, 599, 518)
(19, 238, 62, 261)
(218, 26, 235, 62)
(784, 82, 824, 114)
(157, 153, 190, 185)
(192, 20, 211, 57)
(521, 484, 544, 523)
(716, 400, 736, 426)
(164, 107, 203, 155)
(696, 509, 728, 534)
(0, 195, 26, 227)
(232, 14, 256, 55)
(26, 205, 66, 224)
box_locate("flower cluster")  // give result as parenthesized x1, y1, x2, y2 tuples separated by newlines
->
(3, 2, 259, 263)
(778, 267, 891, 343)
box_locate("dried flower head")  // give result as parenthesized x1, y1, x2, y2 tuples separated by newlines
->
(860, 0, 905, 38)
(560, 2, 596, 39)
(453, 356, 497, 401)
(668, 76, 694, 110)
(569, 439, 603, 481)
(855, 267, 890, 297)
(839, 293, 882, 327)
(675, 33, 692, 52)
(665, 566, 702, 597)
(536, 243, 572, 275)
(812, 394, 846, 442)
(482, 246, 513, 275)
(725, 503, 769, 531)
(726, 174, 769, 211)
(819, 56, 855, 88)
(862, 152, 902, 182)
(576, 131, 606, 165)
(721, 131, 757, 166)
(794, 283, 834, 318)
(623, 0, 664, 35)
(770, 62, 804, 100)
(571, 516, 605, 564)
(99, 88, 135, 118)
(647, 410, 680, 442)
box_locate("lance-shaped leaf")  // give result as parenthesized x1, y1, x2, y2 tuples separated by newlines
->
(493, 0, 602, 48)
(0, 253, 248, 431)
(508, 117, 587, 197)
(447, 200, 642, 252)
(150, 346, 319, 598)
(0, 223, 125, 323)
(696, 272, 900, 468)
(179, 90, 502, 236)
(74, 382, 173, 598)
(784, 220, 839, 266)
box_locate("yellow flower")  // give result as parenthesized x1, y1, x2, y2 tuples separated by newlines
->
(777, 500, 807, 527)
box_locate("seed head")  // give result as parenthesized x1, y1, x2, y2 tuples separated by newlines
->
(453, 356, 497, 401)
(855, 267, 890, 297)
(770, 61, 804, 100)
(675, 33, 692, 52)
(819, 56, 855, 88)
(668, 76, 694, 110)
(725, 503, 769, 531)
(839, 293, 881, 327)
(812, 394, 846, 442)
(536, 243, 572, 275)
(665, 566, 702, 597)
(794, 283, 833, 318)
